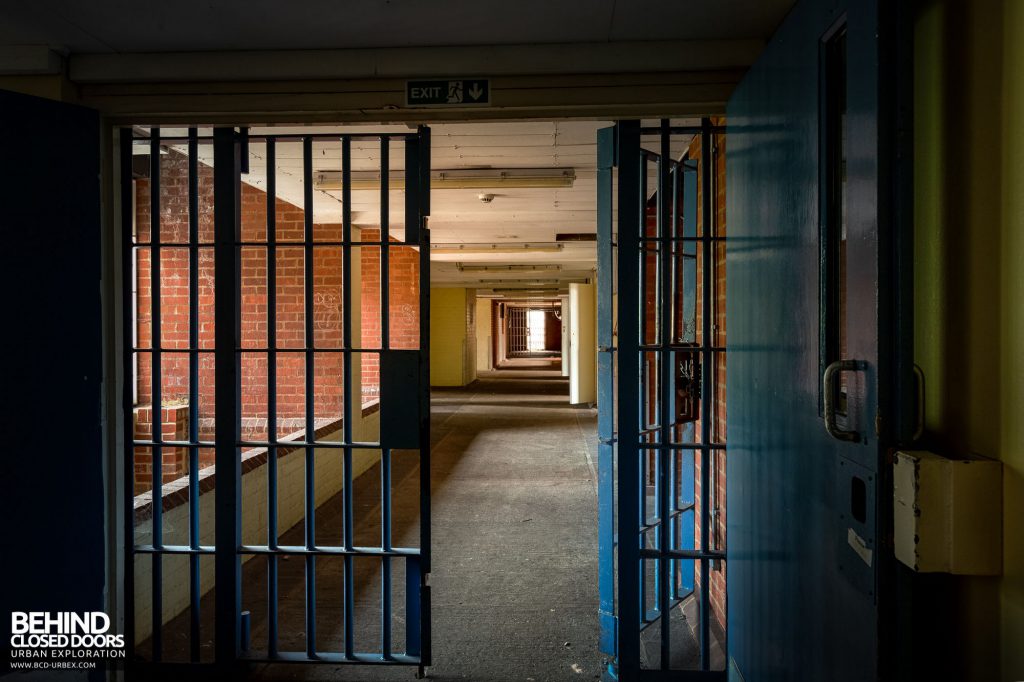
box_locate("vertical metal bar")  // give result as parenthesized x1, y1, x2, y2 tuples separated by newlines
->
(213, 126, 242, 666)
(699, 117, 714, 671)
(380, 136, 390, 345)
(595, 125, 617, 658)
(341, 136, 356, 659)
(657, 119, 672, 670)
(238, 127, 249, 175)
(416, 124, 433, 667)
(636, 149, 647, 630)
(265, 137, 280, 657)
(187, 127, 202, 663)
(616, 120, 642, 679)
(119, 127, 137, 666)
(381, 449, 392, 658)
(149, 128, 164, 663)
(668, 163, 680, 602)
(302, 136, 317, 658)
(402, 132, 426, 662)
(379, 135, 393, 659)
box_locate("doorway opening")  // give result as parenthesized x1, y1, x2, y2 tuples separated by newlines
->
(117, 118, 726, 681)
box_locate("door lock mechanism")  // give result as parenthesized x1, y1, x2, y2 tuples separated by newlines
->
(676, 350, 701, 423)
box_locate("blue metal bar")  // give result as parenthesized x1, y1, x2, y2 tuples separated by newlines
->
(637, 149, 648, 636)
(213, 126, 242, 666)
(265, 136, 280, 657)
(698, 118, 714, 671)
(416, 125, 432, 669)
(679, 443, 696, 596)
(657, 119, 672, 671)
(615, 120, 642, 679)
(147, 132, 420, 143)
(187, 127, 202, 664)
(668, 165, 681, 603)
(379, 135, 393, 660)
(118, 127, 137, 667)
(119, 438, 724, 448)
(243, 652, 423, 665)
(382, 444, 393, 656)
(302, 135, 317, 658)
(237, 545, 420, 556)
(596, 125, 617, 659)
(149, 128, 163, 663)
(134, 545, 215, 554)
(380, 136, 390, 340)
(341, 136, 356, 660)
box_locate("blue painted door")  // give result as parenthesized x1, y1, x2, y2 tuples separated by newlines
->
(726, 0, 912, 680)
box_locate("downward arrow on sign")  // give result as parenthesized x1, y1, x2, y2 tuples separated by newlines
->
(468, 83, 484, 101)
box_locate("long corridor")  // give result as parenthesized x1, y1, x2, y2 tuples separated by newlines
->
(249, 368, 603, 680)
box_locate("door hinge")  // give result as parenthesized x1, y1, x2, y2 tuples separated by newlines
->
(875, 408, 883, 439)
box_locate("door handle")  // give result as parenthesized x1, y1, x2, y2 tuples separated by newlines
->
(912, 364, 925, 442)
(823, 359, 860, 442)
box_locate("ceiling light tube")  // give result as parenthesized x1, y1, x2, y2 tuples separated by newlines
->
(457, 264, 563, 272)
(431, 243, 564, 255)
(314, 168, 575, 191)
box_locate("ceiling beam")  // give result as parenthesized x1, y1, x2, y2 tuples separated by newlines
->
(69, 40, 763, 83)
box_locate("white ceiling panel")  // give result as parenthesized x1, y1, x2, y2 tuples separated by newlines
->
(161, 118, 699, 285)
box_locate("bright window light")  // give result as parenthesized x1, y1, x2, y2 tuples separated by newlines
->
(527, 309, 547, 352)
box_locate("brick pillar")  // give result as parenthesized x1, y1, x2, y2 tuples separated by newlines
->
(133, 404, 189, 496)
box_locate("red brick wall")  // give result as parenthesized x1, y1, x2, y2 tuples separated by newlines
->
(133, 149, 417, 490)
(133, 404, 189, 495)
(358, 228, 421, 399)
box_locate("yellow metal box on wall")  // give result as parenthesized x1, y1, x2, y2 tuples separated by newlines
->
(893, 450, 1002, 575)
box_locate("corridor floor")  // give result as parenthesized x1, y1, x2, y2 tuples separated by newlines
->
(251, 368, 604, 680)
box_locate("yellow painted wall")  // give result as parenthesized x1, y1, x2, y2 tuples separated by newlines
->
(999, 1, 1024, 674)
(430, 288, 473, 387)
(914, 0, 1023, 678)
(475, 296, 492, 373)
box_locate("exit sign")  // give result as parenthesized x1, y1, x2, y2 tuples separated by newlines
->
(406, 79, 490, 107)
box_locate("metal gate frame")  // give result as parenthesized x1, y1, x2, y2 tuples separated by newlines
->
(598, 119, 727, 681)
(119, 125, 432, 675)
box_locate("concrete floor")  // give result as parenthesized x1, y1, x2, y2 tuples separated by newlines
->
(155, 367, 607, 680)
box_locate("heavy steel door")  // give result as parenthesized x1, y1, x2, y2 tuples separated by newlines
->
(0, 89, 105, 669)
(121, 126, 432, 675)
(726, 0, 913, 680)
(598, 119, 727, 681)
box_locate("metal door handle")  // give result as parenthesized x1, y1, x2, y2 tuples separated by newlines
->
(912, 364, 925, 442)
(823, 360, 860, 442)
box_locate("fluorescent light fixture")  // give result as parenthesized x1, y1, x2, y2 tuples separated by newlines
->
(491, 288, 562, 294)
(477, 279, 563, 286)
(457, 264, 562, 273)
(431, 243, 564, 255)
(314, 168, 575, 191)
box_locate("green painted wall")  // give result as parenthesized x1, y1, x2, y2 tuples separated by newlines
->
(914, 0, 1023, 678)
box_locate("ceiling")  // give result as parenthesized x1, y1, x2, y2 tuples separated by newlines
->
(150, 119, 697, 292)
(1, 1, 794, 54)
(24, 0, 786, 295)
